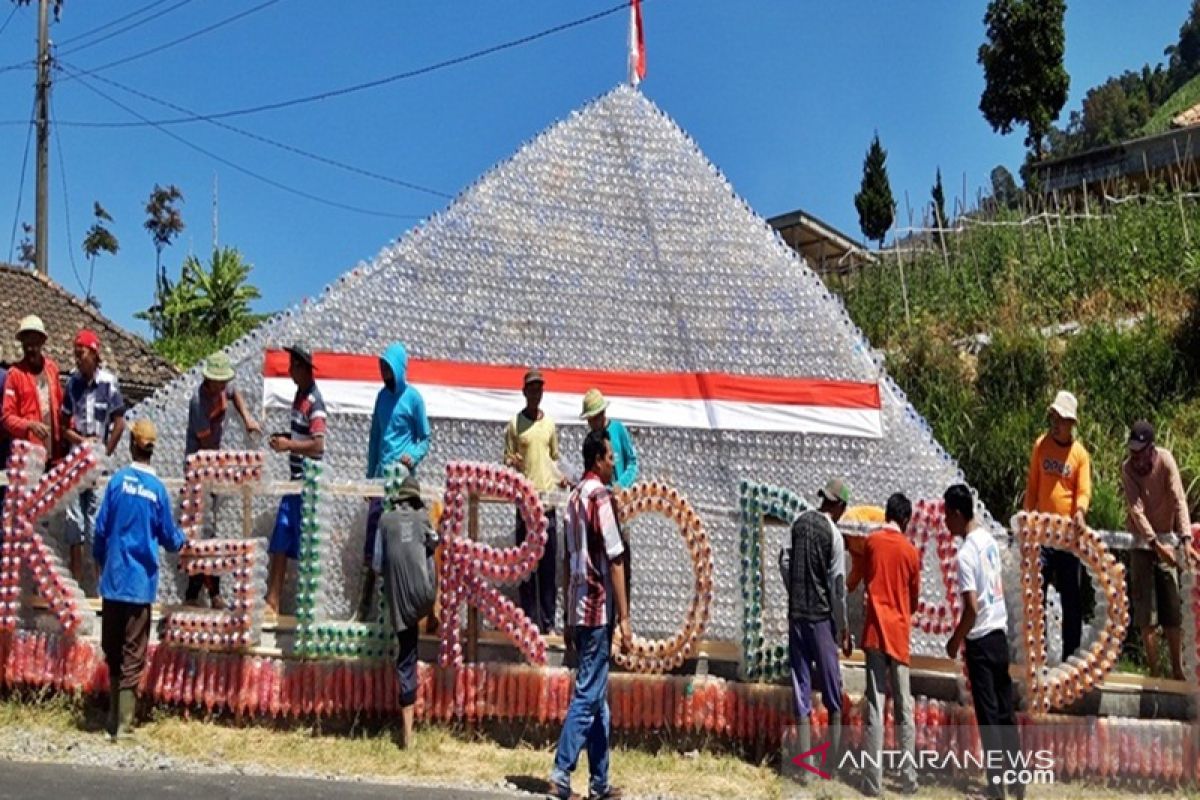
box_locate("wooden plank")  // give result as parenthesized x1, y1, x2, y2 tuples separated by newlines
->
(465, 491, 480, 663)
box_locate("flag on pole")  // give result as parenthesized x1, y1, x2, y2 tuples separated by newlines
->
(628, 0, 646, 86)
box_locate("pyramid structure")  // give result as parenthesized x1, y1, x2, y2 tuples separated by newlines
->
(134, 86, 982, 651)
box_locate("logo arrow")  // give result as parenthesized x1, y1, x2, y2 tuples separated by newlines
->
(791, 739, 832, 780)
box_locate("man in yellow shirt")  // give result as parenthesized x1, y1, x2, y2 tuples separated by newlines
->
(504, 369, 569, 634)
(1023, 390, 1092, 660)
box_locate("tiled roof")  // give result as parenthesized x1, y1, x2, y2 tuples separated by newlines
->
(0, 264, 178, 402)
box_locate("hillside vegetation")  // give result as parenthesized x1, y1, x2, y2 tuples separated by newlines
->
(830, 193, 1200, 532)
(1138, 71, 1200, 137)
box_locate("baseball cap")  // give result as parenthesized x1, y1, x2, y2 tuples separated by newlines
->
(1128, 420, 1155, 452)
(285, 343, 314, 369)
(523, 368, 544, 387)
(1049, 390, 1078, 422)
(130, 419, 157, 450)
(579, 388, 609, 419)
(16, 315, 45, 339)
(817, 477, 851, 506)
(74, 329, 100, 353)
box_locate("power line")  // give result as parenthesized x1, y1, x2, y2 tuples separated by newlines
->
(60, 64, 424, 221)
(0, 4, 21, 40)
(60, 62, 451, 199)
(62, 0, 282, 78)
(56, 0, 176, 47)
(56, 0, 195, 58)
(49, 92, 83, 293)
(54, 2, 630, 128)
(7, 100, 35, 263)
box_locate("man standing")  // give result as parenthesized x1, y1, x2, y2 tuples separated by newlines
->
(378, 468, 437, 749)
(93, 419, 186, 740)
(945, 484, 1022, 800)
(849, 493, 919, 797)
(780, 478, 853, 775)
(359, 342, 431, 622)
(265, 345, 326, 616)
(549, 429, 630, 800)
(2, 315, 62, 461)
(504, 369, 567, 634)
(183, 352, 261, 608)
(1122, 420, 1191, 680)
(1023, 390, 1091, 660)
(580, 389, 638, 489)
(61, 329, 127, 588)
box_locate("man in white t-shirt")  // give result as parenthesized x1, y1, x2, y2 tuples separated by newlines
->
(944, 484, 1023, 800)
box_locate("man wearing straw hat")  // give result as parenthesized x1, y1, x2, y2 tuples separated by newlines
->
(1022, 390, 1092, 661)
(94, 418, 186, 740)
(183, 352, 261, 608)
(1, 315, 62, 463)
(579, 389, 638, 489)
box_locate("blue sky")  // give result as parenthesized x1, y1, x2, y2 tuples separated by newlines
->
(0, 1, 1189, 336)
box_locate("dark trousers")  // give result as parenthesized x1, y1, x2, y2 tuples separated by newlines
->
(788, 618, 844, 719)
(184, 574, 220, 601)
(101, 599, 151, 691)
(515, 508, 557, 634)
(965, 629, 1022, 798)
(1042, 548, 1082, 658)
(396, 625, 419, 707)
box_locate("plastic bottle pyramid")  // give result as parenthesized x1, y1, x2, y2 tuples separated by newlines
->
(133, 85, 982, 653)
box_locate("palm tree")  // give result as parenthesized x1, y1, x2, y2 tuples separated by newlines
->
(182, 246, 263, 337)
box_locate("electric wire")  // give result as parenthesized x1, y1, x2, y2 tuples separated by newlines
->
(49, 91, 84, 292)
(55, 0, 176, 48)
(61, 63, 424, 220)
(55, 0, 196, 58)
(7, 99, 35, 263)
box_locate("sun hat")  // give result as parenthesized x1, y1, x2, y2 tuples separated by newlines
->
(1049, 390, 1078, 422)
(16, 315, 45, 339)
(202, 352, 236, 382)
(579, 388, 609, 419)
(285, 343, 314, 369)
(817, 477, 851, 506)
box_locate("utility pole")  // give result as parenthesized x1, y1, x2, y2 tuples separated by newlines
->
(34, 0, 51, 276)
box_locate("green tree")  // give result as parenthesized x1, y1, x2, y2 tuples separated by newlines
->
(854, 133, 895, 247)
(990, 165, 1022, 210)
(978, 0, 1070, 157)
(930, 168, 948, 246)
(81, 201, 118, 308)
(16, 222, 35, 269)
(143, 184, 185, 336)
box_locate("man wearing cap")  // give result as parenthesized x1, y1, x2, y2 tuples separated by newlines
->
(61, 329, 127, 587)
(2, 315, 62, 461)
(504, 368, 568, 634)
(93, 419, 186, 740)
(1023, 390, 1092, 660)
(779, 478, 853, 776)
(1122, 420, 1191, 680)
(265, 344, 326, 616)
(183, 352, 261, 608)
(377, 466, 437, 748)
(359, 341, 431, 622)
(580, 389, 638, 490)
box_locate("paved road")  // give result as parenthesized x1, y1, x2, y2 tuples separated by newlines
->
(0, 760, 526, 800)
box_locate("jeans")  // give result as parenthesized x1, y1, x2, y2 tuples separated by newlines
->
(965, 629, 1022, 798)
(863, 648, 917, 795)
(65, 488, 100, 547)
(550, 625, 612, 796)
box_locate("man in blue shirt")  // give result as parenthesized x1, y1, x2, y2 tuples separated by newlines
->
(93, 418, 186, 740)
(579, 389, 638, 489)
(358, 342, 430, 622)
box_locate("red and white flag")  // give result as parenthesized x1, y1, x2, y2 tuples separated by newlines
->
(628, 0, 646, 86)
(262, 351, 884, 438)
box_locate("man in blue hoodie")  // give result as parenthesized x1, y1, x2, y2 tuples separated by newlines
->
(93, 419, 186, 740)
(358, 342, 431, 622)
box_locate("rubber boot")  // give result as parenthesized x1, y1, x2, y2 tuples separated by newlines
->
(115, 689, 136, 740)
(355, 567, 376, 623)
(794, 715, 812, 785)
(106, 679, 119, 739)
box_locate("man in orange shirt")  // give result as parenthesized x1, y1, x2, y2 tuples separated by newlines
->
(1023, 390, 1092, 660)
(849, 493, 920, 797)
(1, 315, 62, 463)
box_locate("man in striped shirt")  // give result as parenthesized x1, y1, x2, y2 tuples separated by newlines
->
(265, 344, 326, 616)
(549, 429, 630, 800)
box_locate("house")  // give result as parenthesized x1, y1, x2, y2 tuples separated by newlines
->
(0, 264, 178, 403)
(767, 208, 877, 275)
(1033, 124, 1200, 196)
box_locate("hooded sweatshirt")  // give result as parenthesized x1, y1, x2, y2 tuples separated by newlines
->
(367, 343, 431, 478)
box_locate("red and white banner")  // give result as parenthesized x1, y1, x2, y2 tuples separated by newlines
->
(262, 351, 883, 438)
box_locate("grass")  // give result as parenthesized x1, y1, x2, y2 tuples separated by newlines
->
(0, 694, 1196, 798)
(1139, 71, 1200, 136)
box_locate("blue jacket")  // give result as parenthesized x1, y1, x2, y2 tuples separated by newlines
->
(93, 463, 186, 604)
(367, 343, 431, 478)
(608, 418, 639, 489)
